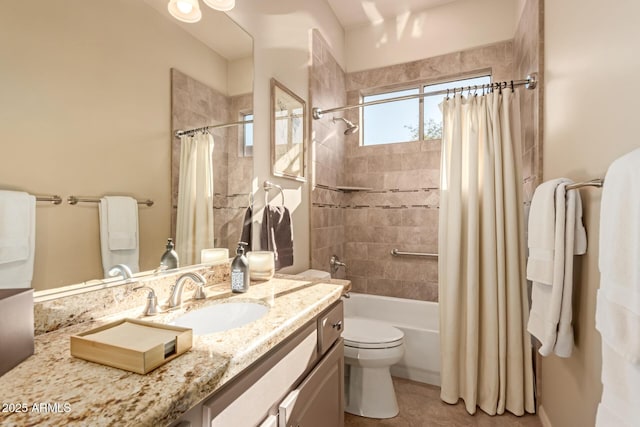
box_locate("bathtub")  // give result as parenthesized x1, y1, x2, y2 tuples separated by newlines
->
(343, 292, 441, 386)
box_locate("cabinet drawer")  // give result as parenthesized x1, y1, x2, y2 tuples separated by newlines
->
(317, 301, 343, 355)
(278, 338, 344, 427)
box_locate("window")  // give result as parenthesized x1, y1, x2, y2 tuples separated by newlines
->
(362, 88, 419, 146)
(241, 113, 253, 157)
(361, 75, 491, 146)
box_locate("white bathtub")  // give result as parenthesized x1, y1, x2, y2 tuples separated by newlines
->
(343, 292, 441, 386)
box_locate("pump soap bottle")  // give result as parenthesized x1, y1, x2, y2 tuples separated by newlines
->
(160, 238, 179, 270)
(230, 242, 249, 293)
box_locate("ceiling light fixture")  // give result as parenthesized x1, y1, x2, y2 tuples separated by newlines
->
(168, 0, 202, 23)
(202, 0, 235, 12)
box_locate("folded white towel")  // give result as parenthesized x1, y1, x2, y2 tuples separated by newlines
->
(527, 180, 586, 357)
(527, 179, 566, 284)
(99, 196, 139, 277)
(102, 197, 138, 250)
(0, 190, 36, 288)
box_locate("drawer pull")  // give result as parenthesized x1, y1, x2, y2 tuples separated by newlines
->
(332, 321, 342, 331)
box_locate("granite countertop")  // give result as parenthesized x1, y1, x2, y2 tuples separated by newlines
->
(0, 275, 350, 427)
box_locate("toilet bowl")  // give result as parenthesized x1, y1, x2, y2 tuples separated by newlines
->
(343, 317, 405, 419)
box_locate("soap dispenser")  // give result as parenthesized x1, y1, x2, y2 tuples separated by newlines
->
(160, 238, 179, 270)
(230, 242, 249, 293)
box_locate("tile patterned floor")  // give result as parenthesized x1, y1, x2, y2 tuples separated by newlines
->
(344, 378, 542, 427)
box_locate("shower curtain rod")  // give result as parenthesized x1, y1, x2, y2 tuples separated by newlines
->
(175, 119, 254, 138)
(312, 73, 538, 119)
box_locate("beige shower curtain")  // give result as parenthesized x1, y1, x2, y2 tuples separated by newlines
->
(438, 90, 535, 416)
(176, 132, 215, 265)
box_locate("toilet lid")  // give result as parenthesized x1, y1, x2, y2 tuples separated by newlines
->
(343, 317, 404, 349)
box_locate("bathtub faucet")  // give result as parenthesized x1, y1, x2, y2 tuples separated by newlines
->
(330, 255, 346, 276)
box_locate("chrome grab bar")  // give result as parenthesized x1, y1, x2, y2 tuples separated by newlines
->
(390, 249, 438, 258)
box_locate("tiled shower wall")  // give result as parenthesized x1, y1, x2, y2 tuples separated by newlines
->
(514, 0, 543, 401)
(310, 21, 541, 302)
(515, 0, 543, 210)
(170, 69, 253, 255)
(340, 41, 513, 301)
(309, 30, 347, 275)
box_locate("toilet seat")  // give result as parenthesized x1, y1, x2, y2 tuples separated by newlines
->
(343, 317, 404, 349)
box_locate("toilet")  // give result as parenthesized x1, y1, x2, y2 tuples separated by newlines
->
(343, 317, 405, 419)
(297, 269, 405, 419)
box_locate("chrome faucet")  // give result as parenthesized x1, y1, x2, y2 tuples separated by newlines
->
(329, 255, 346, 276)
(107, 264, 133, 282)
(166, 272, 207, 309)
(132, 285, 160, 316)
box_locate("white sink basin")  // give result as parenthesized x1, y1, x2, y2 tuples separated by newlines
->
(170, 302, 269, 335)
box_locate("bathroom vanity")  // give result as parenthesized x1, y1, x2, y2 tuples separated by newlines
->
(0, 273, 349, 427)
(175, 300, 344, 426)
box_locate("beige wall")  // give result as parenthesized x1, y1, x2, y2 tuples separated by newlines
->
(0, 0, 231, 290)
(540, 0, 640, 425)
(229, 0, 345, 274)
(344, 0, 517, 72)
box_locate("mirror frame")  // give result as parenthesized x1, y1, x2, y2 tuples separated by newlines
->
(270, 78, 307, 182)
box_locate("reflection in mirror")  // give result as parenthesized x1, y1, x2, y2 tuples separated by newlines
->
(171, 69, 253, 264)
(0, 0, 252, 293)
(270, 79, 306, 181)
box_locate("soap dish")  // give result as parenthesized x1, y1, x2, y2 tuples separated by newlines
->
(70, 318, 192, 374)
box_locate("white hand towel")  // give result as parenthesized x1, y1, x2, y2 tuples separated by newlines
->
(102, 197, 138, 250)
(527, 180, 586, 357)
(526, 178, 567, 284)
(0, 190, 36, 288)
(99, 196, 139, 277)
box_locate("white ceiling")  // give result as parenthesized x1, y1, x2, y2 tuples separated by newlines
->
(143, 0, 252, 60)
(326, 0, 461, 29)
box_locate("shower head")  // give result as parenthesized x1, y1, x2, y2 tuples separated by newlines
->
(332, 117, 359, 135)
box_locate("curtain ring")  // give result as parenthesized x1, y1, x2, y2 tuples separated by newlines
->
(446, 88, 450, 100)
(473, 85, 478, 97)
(511, 80, 515, 92)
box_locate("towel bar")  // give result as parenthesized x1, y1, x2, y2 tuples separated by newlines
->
(263, 181, 285, 207)
(566, 178, 604, 190)
(67, 196, 154, 207)
(35, 195, 62, 205)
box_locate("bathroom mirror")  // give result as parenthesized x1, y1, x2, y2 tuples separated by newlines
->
(270, 79, 307, 182)
(0, 0, 253, 293)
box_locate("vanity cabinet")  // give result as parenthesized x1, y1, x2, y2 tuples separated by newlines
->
(171, 300, 344, 427)
(278, 338, 344, 427)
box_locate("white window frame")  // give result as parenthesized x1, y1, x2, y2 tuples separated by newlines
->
(360, 73, 492, 146)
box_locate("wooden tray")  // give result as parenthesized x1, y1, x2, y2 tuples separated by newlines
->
(70, 318, 192, 374)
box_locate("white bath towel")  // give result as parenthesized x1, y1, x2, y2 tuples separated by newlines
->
(595, 148, 640, 427)
(0, 190, 36, 288)
(597, 148, 640, 359)
(99, 196, 139, 277)
(527, 179, 586, 357)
